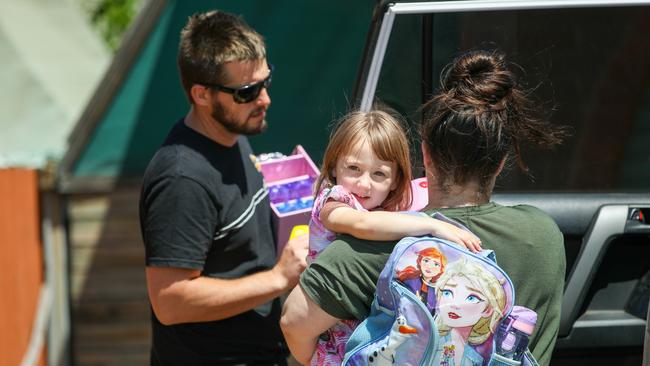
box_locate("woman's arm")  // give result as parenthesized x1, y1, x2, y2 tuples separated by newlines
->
(320, 202, 482, 252)
(281, 285, 339, 365)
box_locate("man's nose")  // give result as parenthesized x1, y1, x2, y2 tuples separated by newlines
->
(256, 87, 271, 107)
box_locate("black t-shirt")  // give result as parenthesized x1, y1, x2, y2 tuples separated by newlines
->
(139, 120, 287, 365)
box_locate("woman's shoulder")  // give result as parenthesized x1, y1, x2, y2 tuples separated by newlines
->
(499, 203, 556, 222)
(496, 203, 563, 239)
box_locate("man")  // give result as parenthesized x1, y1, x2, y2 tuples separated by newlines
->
(139, 10, 308, 365)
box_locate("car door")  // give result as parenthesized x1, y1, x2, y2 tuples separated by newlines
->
(353, 1, 650, 364)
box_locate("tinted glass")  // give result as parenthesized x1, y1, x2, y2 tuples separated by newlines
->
(374, 6, 650, 192)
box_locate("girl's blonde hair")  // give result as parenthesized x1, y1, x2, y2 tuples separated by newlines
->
(314, 110, 413, 211)
(434, 259, 507, 345)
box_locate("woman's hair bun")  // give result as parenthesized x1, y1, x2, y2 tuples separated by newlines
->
(441, 50, 515, 107)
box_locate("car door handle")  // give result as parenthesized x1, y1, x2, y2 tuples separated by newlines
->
(625, 207, 650, 234)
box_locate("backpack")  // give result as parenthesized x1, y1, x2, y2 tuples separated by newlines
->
(341, 214, 540, 366)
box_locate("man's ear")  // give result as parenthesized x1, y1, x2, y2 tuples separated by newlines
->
(190, 85, 212, 107)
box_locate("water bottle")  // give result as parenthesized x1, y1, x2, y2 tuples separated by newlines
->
(494, 306, 537, 362)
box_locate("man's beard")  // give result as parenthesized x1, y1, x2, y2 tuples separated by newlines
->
(211, 99, 267, 136)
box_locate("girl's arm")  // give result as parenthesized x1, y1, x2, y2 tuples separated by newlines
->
(281, 285, 339, 365)
(320, 202, 482, 252)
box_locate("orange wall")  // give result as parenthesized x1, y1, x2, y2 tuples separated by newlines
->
(0, 168, 46, 366)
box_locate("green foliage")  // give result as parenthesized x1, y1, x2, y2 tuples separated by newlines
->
(89, 0, 143, 51)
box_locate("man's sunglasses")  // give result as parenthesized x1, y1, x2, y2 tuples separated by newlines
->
(201, 64, 274, 104)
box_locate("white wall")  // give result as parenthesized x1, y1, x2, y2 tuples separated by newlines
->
(0, 0, 110, 168)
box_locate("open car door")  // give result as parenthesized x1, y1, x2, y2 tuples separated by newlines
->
(354, 1, 650, 364)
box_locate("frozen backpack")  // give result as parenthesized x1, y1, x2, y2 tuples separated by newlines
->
(341, 215, 540, 366)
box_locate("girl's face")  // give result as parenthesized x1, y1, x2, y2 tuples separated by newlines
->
(437, 275, 493, 328)
(419, 256, 443, 281)
(333, 138, 398, 210)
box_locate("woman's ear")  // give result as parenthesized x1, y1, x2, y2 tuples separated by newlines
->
(190, 84, 212, 107)
(421, 142, 432, 170)
(495, 157, 507, 177)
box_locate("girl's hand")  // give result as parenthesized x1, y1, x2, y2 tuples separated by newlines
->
(430, 220, 482, 252)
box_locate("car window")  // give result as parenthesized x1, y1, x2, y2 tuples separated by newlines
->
(374, 6, 650, 192)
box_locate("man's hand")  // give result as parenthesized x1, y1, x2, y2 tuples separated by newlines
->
(146, 232, 308, 325)
(272, 232, 309, 290)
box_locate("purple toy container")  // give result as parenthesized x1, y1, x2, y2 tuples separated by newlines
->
(259, 145, 319, 252)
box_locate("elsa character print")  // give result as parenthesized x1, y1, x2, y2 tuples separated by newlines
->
(432, 259, 506, 366)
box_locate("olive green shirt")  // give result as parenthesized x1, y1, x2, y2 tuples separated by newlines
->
(300, 202, 565, 366)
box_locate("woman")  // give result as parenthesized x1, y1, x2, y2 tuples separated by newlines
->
(281, 50, 567, 366)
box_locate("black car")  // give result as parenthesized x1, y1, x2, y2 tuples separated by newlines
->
(352, 1, 650, 364)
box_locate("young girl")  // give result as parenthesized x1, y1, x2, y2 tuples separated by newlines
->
(309, 110, 482, 365)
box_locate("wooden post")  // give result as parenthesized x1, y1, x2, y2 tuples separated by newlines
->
(0, 168, 46, 366)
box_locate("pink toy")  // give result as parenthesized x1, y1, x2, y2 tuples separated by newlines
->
(259, 145, 320, 251)
(408, 177, 429, 211)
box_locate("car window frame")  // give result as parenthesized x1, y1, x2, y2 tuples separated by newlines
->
(357, 0, 650, 112)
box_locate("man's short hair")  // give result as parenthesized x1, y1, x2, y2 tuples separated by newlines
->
(177, 10, 266, 103)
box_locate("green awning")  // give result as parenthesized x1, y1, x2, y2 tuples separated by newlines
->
(60, 0, 374, 191)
